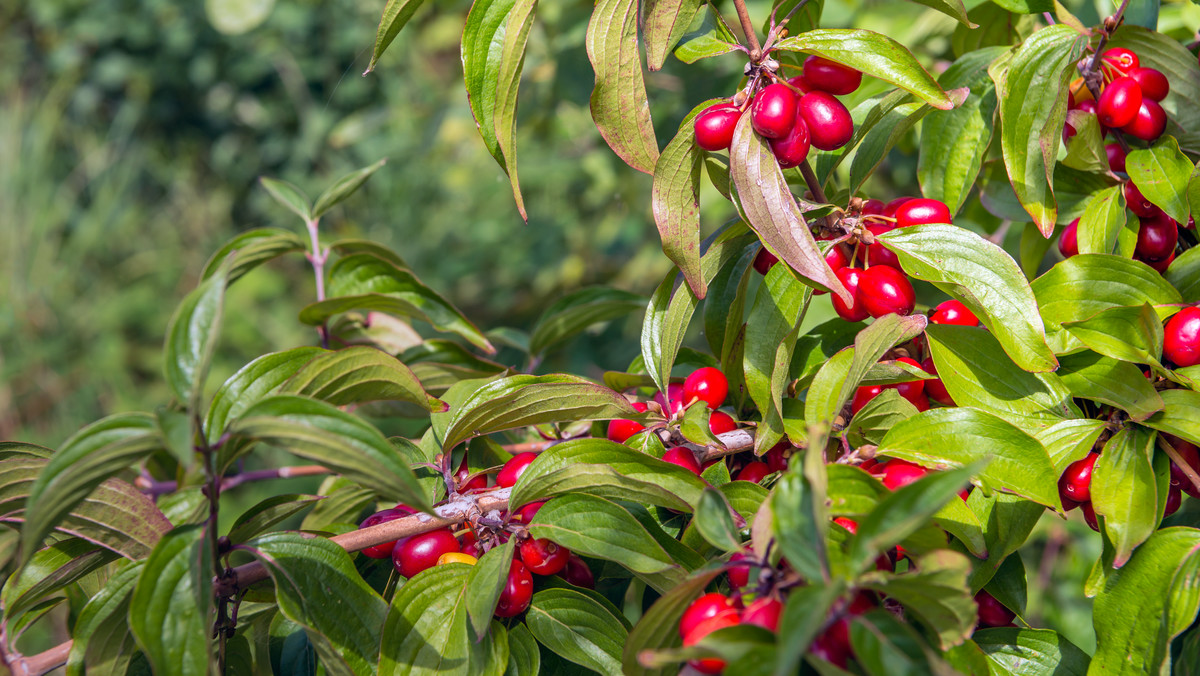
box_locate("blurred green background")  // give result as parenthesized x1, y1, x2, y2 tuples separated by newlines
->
(6, 0, 1200, 660)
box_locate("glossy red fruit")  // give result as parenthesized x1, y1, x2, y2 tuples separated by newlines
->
(1082, 500, 1100, 532)
(896, 198, 952, 228)
(684, 367, 729, 410)
(654, 382, 686, 416)
(921, 357, 955, 407)
(393, 528, 461, 578)
(742, 597, 784, 632)
(455, 455, 488, 493)
(1098, 77, 1142, 128)
(859, 223, 901, 269)
(1101, 47, 1139, 75)
(883, 196, 914, 218)
(975, 590, 1016, 628)
(1124, 182, 1161, 218)
(930, 299, 978, 326)
(851, 384, 883, 416)
(495, 559, 534, 617)
(694, 103, 743, 151)
(736, 461, 770, 483)
(798, 92, 854, 151)
(519, 537, 570, 576)
(663, 447, 703, 475)
(1059, 453, 1099, 503)
(1129, 67, 1169, 102)
(1136, 213, 1178, 262)
(1058, 218, 1079, 258)
(883, 459, 929, 491)
(1165, 485, 1183, 517)
(801, 55, 863, 95)
(825, 242, 851, 272)
(810, 619, 853, 668)
(727, 551, 754, 589)
(1106, 143, 1127, 173)
(359, 507, 414, 559)
(769, 114, 811, 168)
(753, 247, 779, 275)
(680, 593, 739, 638)
(496, 452, 538, 488)
(1164, 307, 1200, 367)
(751, 83, 798, 139)
(862, 198, 886, 216)
(765, 442, 790, 473)
(831, 267, 869, 322)
(891, 356, 926, 401)
(607, 401, 648, 443)
(459, 529, 480, 557)
(513, 500, 546, 524)
(1146, 251, 1175, 273)
(859, 265, 916, 318)
(709, 411, 738, 436)
(1122, 99, 1167, 141)
(561, 553, 595, 588)
(683, 611, 741, 674)
(834, 516, 858, 534)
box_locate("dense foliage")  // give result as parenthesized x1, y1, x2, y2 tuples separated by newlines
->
(4, 0, 1200, 674)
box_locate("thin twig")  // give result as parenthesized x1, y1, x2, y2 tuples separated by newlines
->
(5, 641, 72, 676)
(1159, 437, 1200, 496)
(730, 0, 763, 61)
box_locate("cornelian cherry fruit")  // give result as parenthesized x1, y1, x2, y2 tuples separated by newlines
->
(921, 357, 955, 407)
(684, 367, 729, 409)
(1135, 213, 1178, 262)
(519, 537, 570, 576)
(1059, 452, 1099, 503)
(1124, 182, 1161, 218)
(798, 91, 854, 151)
(709, 410, 737, 435)
(768, 114, 811, 168)
(496, 452, 538, 488)
(393, 528, 461, 578)
(751, 83, 798, 139)
(455, 454, 488, 492)
(1129, 67, 1169, 102)
(683, 611, 740, 674)
(494, 559, 534, 617)
(930, 299, 978, 326)
(883, 196, 914, 218)
(1164, 307, 1200, 367)
(607, 401, 648, 443)
(858, 265, 916, 318)
(753, 247, 779, 274)
(680, 593, 739, 639)
(663, 447, 703, 475)
(694, 104, 742, 151)
(736, 461, 770, 483)
(1058, 218, 1079, 258)
(831, 268, 869, 324)
(1098, 76, 1142, 128)
(975, 590, 1016, 628)
(801, 55, 863, 95)
(655, 382, 687, 416)
(895, 198, 951, 228)
(1122, 99, 1167, 141)
(512, 500, 546, 524)
(359, 507, 414, 559)
(561, 553, 595, 588)
(1101, 47, 1139, 75)
(882, 459, 930, 491)
(1106, 143, 1126, 172)
(741, 597, 783, 632)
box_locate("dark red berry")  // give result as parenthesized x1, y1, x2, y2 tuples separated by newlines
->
(742, 597, 783, 632)
(1135, 213, 1178, 262)
(496, 452, 538, 488)
(1129, 67, 1169, 102)
(512, 500, 546, 524)
(519, 537, 570, 576)
(1059, 218, 1079, 258)
(883, 196, 915, 218)
(1169, 437, 1200, 499)
(684, 367, 729, 410)
(768, 114, 811, 168)
(1124, 182, 1161, 218)
(683, 611, 740, 674)
(765, 442, 790, 473)
(359, 507, 414, 559)
(736, 461, 770, 483)
(1166, 485, 1183, 517)
(921, 357, 955, 407)
(1146, 252, 1175, 274)
(1082, 501, 1100, 531)
(680, 593, 739, 639)
(1101, 47, 1139, 75)
(607, 401, 648, 443)
(1098, 77, 1142, 128)
(1059, 452, 1099, 503)
(663, 447, 702, 475)
(1122, 99, 1167, 141)
(1165, 307, 1200, 367)
(810, 619, 852, 668)
(694, 103, 742, 151)
(862, 198, 885, 216)
(851, 384, 883, 416)
(727, 551, 754, 588)
(831, 267, 869, 322)
(1106, 143, 1127, 172)
(753, 247, 779, 275)
(654, 382, 686, 416)
(560, 553, 595, 588)
(751, 84, 798, 139)
(882, 459, 929, 490)
(801, 55, 863, 95)
(709, 411, 737, 435)
(393, 528, 461, 578)
(455, 454, 488, 492)
(896, 198, 952, 228)
(494, 559, 534, 617)
(859, 223, 901, 269)
(930, 299, 978, 326)
(858, 265, 916, 318)
(975, 590, 1016, 628)
(798, 91, 854, 151)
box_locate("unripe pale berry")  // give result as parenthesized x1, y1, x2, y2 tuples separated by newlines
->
(693, 103, 742, 151)
(797, 91, 854, 151)
(751, 84, 798, 139)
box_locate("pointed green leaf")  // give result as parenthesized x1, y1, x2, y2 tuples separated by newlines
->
(1125, 137, 1193, 225)
(860, 550, 977, 650)
(1166, 246, 1200, 303)
(1091, 426, 1160, 567)
(312, 159, 386, 219)
(280, 345, 445, 412)
(465, 539, 515, 638)
(206, 347, 327, 444)
(227, 494, 323, 543)
(66, 560, 144, 676)
(586, 0, 658, 173)
(1075, 185, 1127, 256)
(164, 256, 229, 411)
(1057, 352, 1163, 421)
(673, 5, 739, 64)
(772, 471, 828, 582)
(973, 627, 1090, 676)
(651, 101, 716, 297)
(527, 588, 628, 675)
(260, 177, 312, 221)
(379, 563, 489, 676)
(644, 0, 701, 70)
(744, 264, 814, 452)
(129, 525, 214, 676)
(201, 228, 308, 283)
(367, 0, 430, 73)
(529, 286, 645, 357)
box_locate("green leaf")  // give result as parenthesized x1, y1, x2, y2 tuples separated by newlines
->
(694, 487, 743, 553)
(462, 0, 536, 219)
(312, 159, 386, 219)
(878, 408, 1060, 509)
(206, 347, 324, 444)
(879, 224, 1057, 372)
(729, 114, 848, 302)
(279, 345, 446, 412)
(1144, 389, 1200, 447)
(1126, 137, 1193, 224)
(644, 0, 701, 70)
(402, 340, 509, 396)
(230, 395, 431, 510)
(772, 471, 828, 582)
(586, 0, 658, 174)
(973, 628, 1090, 675)
(65, 560, 144, 676)
(529, 287, 645, 357)
(228, 493, 323, 543)
(906, 0, 975, 26)
(2, 538, 116, 620)
(773, 583, 844, 675)
(846, 389, 918, 447)
(774, 30, 954, 109)
(744, 264, 814, 452)
(201, 227, 308, 283)
(506, 623, 541, 676)
(1036, 418, 1106, 473)
(1032, 254, 1181, 354)
(674, 5, 739, 64)
(651, 102, 714, 298)
(164, 255, 229, 411)
(1061, 110, 1108, 174)
(245, 533, 387, 675)
(1092, 426, 1160, 567)
(623, 568, 724, 676)
(1057, 352, 1163, 421)
(1062, 303, 1167, 369)
(933, 490, 988, 558)
(1166, 246, 1200, 303)
(259, 177, 312, 221)
(1091, 528, 1200, 675)
(860, 550, 977, 650)
(991, 24, 1086, 235)
(527, 588, 628, 675)
(380, 563, 493, 676)
(848, 609, 948, 674)
(1076, 185, 1128, 256)
(129, 525, 214, 676)
(849, 98, 945, 195)
(919, 48, 1004, 213)
(466, 539, 515, 638)
(301, 253, 493, 353)
(968, 493, 1046, 591)
(704, 246, 754, 367)
(367, 0, 430, 73)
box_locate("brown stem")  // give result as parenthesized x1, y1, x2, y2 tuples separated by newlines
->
(1159, 437, 1200, 496)
(730, 0, 763, 62)
(799, 160, 829, 204)
(7, 640, 72, 676)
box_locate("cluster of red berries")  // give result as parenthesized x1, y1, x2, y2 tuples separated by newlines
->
(1066, 47, 1170, 144)
(677, 589, 784, 673)
(693, 55, 861, 168)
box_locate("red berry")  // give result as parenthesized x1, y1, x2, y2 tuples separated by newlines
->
(765, 442, 790, 473)
(1129, 67, 1169, 102)
(891, 357, 926, 402)
(684, 367, 729, 410)
(459, 529, 480, 557)
(607, 401, 648, 443)
(801, 55, 863, 95)
(858, 265, 916, 318)
(895, 198, 952, 228)
(1101, 47, 1139, 75)
(859, 223, 901, 269)
(1098, 77, 1142, 128)
(921, 357, 955, 407)
(519, 537, 570, 576)
(663, 447, 702, 475)
(751, 84, 798, 139)
(882, 459, 929, 490)
(1058, 218, 1079, 258)
(680, 593, 739, 639)
(654, 382, 686, 416)
(930, 299, 978, 326)
(797, 92, 854, 151)
(1059, 452, 1099, 503)
(1135, 213, 1178, 262)
(1164, 307, 1200, 367)
(831, 267, 870, 321)
(495, 559, 534, 617)
(1106, 143, 1127, 173)
(768, 114, 811, 168)
(742, 597, 783, 632)
(736, 461, 770, 483)
(975, 590, 1016, 628)
(753, 247, 779, 275)
(1124, 182, 1161, 218)
(393, 528, 461, 578)
(709, 411, 737, 435)
(1165, 485, 1183, 517)
(496, 452, 538, 488)
(683, 611, 741, 674)
(1082, 500, 1100, 531)
(560, 553, 595, 588)
(1146, 252, 1175, 274)
(727, 552, 754, 589)
(1169, 438, 1200, 499)
(861, 198, 885, 216)
(834, 516, 858, 534)
(512, 500, 546, 524)
(851, 384, 883, 416)
(359, 507, 414, 559)
(1122, 99, 1167, 142)
(694, 103, 742, 151)
(455, 454, 488, 492)
(882, 197, 914, 218)
(811, 619, 852, 668)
